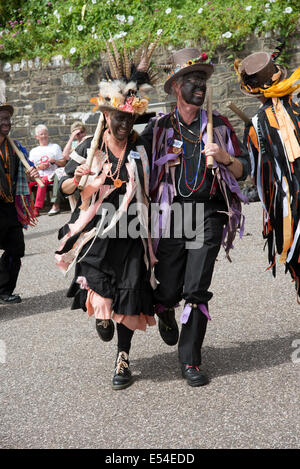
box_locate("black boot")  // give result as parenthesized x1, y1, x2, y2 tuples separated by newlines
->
(95, 319, 114, 342)
(112, 351, 133, 390)
(157, 307, 179, 346)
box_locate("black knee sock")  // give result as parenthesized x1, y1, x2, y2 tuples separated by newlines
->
(117, 323, 134, 355)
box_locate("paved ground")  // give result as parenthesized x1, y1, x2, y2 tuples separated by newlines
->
(0, 202, 299, 449)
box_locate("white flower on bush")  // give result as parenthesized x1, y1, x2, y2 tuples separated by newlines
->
(157, 29, 163, 36)
(70, 47, 76, 54)
(165, 8, 172, 14)
(77, 25, 84, 31)
(69, 6, 72, 13)
(92, 0, 97, 4)
(198, 8, 203, 14)
(245, 6, 252, 11)
(53, 9, 61, 22)
(262, 20, 267, 25)
(116, 14, 126, 23)
(127, 16, 134, 25)
(222, 31, 232, 39)
(284, 7, 293, 13)
(265, 2, 270, 7)
(111, 31, 127, 41)
(177, 15, 183, 18)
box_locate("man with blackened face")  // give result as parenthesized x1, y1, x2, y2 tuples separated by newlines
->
(178, 71, 207, 107)
(141, 47, 250, 388)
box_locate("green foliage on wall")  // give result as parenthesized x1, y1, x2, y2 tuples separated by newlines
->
(0, 0, 299, 67)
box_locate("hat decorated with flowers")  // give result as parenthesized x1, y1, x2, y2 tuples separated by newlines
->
(90, 34, 160, 116)
(164, 47, 214, 94)
(0, 80, 14, 116)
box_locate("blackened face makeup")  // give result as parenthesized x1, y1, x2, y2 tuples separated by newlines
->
(108, 111, 136, 141)
(180, 71, 207, 107)
(0, 110, 11, 138)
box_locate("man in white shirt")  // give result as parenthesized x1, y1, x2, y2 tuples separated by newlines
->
(29, 124, 64, 216)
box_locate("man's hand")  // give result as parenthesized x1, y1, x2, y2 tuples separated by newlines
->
(203, 143, 231, 165)
(27, 166, 40, 181)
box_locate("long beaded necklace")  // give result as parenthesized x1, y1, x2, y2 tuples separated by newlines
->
(173, 108, 207, 197)
(0, 139, 13, 202)
(103, 131, 127, 188)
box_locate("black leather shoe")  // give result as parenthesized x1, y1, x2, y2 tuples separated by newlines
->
(0, 294, 22, 304)
(181, 364, 209, 387)
(95, 319, 114, 342)
(112, 351, 133, 390)
(157, 308, 179, 346)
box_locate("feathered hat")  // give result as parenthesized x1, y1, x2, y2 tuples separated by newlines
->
(90, 33, 160, 116)
(0, 79, 14, 116)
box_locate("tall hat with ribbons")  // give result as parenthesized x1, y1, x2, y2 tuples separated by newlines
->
(163, 47, 214, 94)
(90, 33, 161, 116)
(0, 79, 14, 116)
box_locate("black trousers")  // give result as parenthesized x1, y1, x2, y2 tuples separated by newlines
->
(0, 203, 25, 295)
(154, 201, 227, 365)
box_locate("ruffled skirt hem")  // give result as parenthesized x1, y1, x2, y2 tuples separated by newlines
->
(86, 288, 155, 331)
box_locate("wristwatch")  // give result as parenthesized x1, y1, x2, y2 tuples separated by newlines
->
(224, 155, 235, 166)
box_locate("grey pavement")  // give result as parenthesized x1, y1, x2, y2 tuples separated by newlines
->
(0, 202, 299, 449)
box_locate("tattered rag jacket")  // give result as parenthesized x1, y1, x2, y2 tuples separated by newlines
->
(142, 110, 249, 258)
(244, 95, 300, 298)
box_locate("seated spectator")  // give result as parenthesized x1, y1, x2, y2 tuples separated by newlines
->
(29, 124, 64, 217)
(62, 121, 87, 161)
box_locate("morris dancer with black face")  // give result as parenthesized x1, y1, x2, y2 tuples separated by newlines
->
(0, 80, 40, 305)
(55, 39, 158, 390)
(142, 48, 250, 386)
(235, 50, 300, 300)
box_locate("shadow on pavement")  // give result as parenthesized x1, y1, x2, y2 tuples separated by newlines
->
(0, 289, 70, 321)
(24, 228, 60, 240)
(133, 332, 299, 381)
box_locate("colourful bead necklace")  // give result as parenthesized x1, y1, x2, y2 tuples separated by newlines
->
(173, 108, 207, 197)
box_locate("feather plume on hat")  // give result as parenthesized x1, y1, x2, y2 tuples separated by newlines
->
(90, 34, 161, 116)
(0, 79, 14, 116)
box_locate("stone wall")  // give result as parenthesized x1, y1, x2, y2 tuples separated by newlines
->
(1, 31, 299, 152)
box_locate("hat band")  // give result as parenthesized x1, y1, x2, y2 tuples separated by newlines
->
(166, 53, 211, 82)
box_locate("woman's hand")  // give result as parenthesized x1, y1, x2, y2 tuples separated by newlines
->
(74, 164, 95, 184)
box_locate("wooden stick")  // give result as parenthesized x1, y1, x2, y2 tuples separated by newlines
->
(226, 101, 251, 124)
(206, 87, 214, 169)
(7, 136, 45, 188)
(78, 112, 105, 190)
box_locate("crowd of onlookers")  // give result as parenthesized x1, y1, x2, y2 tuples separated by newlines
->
(28, 121, 88, 216)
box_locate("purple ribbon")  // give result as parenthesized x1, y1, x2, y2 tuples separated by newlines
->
(180, 303, 211, 324)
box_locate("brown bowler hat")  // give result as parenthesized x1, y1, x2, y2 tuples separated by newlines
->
(238, 51, 287, 96)
(164, 48, 214, 94)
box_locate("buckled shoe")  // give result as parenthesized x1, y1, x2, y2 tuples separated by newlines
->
(112, 351, 133, 390)
(95, 319, 114, 342)
(181, 364, 209, 387)
(157, 308, 179, 346)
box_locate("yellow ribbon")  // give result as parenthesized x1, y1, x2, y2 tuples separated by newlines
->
(272, 97, 300, 163)
(262, 67, 300, 98)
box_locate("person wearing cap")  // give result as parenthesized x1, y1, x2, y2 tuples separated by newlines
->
(55, 40, 159, 390)
(0, 80, 40, 304)
(141, 48, 250, 387)
(62, 121, 88, 161)
(235, 50, 300, 299)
